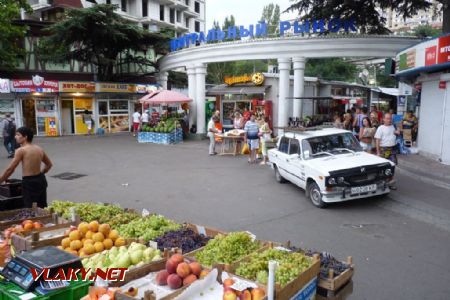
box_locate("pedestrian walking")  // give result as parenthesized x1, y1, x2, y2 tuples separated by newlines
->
(0, 127, 53, 208)
(402, 110, 418, 142)
(259, 116, 272, 165)
(132, 109, 141, 137)
(244, 114, 260, 164)
(142, 110, 150, 127)
(2, 113, 16, 158)
(353, 107, 368, 136)
(375, 113, 400, 189)
(359, 117, 375, 152)
(207, 116, 220, 155)
(370, 111, 380, 128)
(83, 110, 94, 135)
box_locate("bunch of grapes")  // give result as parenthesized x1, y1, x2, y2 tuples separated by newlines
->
(108, 212, 140, 228)
(154, 227, 211, 253)
(117, 215, 181, 242)
(195, 232, 260, 267)
(236, 249, 313, 287)
(48, 201, 126, 223)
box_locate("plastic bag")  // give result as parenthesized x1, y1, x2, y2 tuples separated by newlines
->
(241, 143, 250, 155)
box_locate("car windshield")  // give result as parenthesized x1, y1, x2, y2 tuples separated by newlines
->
(302, 133, 362, 159)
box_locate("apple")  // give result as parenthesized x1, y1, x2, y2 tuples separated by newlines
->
(223, 278, 235, 289)
(223, 289, 237, 300)
(240, 289, 251, 300)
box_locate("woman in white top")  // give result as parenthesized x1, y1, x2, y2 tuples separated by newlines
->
(359, 117, 375, 152)
(233, 112, 244, 129)
(141, 110, 149, 126)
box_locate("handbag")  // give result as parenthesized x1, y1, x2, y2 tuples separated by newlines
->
(241, 143, 250, 155)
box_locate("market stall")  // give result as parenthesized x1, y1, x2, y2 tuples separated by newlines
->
(138, 90, 192, 144)
(0, 201, 355, 300)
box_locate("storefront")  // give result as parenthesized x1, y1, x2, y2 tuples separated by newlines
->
(59, 81, 96, 135)
(0, 79, 19, 121)
(12, 77, 59, 136)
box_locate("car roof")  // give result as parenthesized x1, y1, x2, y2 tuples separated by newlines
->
(281, 128, 352, 140)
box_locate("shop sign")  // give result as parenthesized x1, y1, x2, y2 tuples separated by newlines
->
(439, 81, 446, 89)
(0, 79, 10, 93)
(12, 76, 59, 93)
(170, 18, 357, 51)
(438, 35, 450, 64)
(60, 82, 95, 93)
(425, 46, 437, 66)
(97, 83, 136, 93)
(45, 117, 58, 137)
(224, 73, 265, 86)
(398, 50, 416, 71)
(136, 84, 159, 94)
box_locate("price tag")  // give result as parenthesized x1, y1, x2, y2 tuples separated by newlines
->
(230, 279, 255, 292)
(149, 241, 158, 249)
(245, 231, 256, 241)
(196, 225, 206, 236)
(142, 209, 150, 217)
(274, 246, 292, 252)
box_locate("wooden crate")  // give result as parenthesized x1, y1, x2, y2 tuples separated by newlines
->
(317, 256, 354, 295)
(0, 205, 52, 230)
(316, 280, 353, 300)
(226, 243, 321, 300)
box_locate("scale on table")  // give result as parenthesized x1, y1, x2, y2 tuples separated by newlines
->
(1, 246, 82, 293)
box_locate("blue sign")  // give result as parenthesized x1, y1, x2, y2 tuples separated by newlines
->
(290, 278, 317, 300)
(170, 19, 357, 51)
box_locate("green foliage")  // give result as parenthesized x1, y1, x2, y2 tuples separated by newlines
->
(39, 4, 169, 81)
(0, 0, 31, 69)
(260, 3, 280, 35)
(285, 0, 435, 34)
(413, 24, 441, 38)
(305, 58, 357, 82)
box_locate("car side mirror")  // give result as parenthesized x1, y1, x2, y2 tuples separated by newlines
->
(304, 150, 310, 159)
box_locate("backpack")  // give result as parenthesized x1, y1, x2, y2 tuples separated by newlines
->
(5, 120, 15, 137)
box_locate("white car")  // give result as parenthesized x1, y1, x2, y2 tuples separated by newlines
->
(268, 128, 395, 208)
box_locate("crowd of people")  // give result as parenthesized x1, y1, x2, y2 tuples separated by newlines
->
(333, 104, 418, 166)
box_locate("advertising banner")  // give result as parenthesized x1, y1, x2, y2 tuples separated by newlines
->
(98, 83, 136, 93)
(438, 35, 450, 64)
(425, 46, 437, 66)
(12, 76, 59, 93)
(60, 82, 95, 93)
(0, 79, 10, 93)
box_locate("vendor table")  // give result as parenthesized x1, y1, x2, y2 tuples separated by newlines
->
(216, 135, 244, 156)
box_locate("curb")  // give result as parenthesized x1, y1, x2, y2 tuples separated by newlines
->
(396, 167, 450, 190)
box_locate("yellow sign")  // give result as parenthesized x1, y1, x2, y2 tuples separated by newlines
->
(45, 117, 58, 136)
(60, 82, 95, 93)
(98, 83, 136, 93)
(224, 73, 265, 86)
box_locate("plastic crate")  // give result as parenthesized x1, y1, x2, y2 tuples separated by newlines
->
(0, 180, 22, 198)
(0, 279, 91, 300)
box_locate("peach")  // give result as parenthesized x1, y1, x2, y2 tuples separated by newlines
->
(176, 262, 191, 278)
(189, 262, 202, 276)
(166, 259, 178, 274)
(167, 274, 182, 289)
(182, 274, 197, 286)
(240, 289, 252, 300)
(223, 289, 237, 300)
(199, 269, 210, 279)
(156, 270, 169, 286)
(251, 288, 266, 300)
(223, 278, 235, 289)
(170, 253, 184, 265)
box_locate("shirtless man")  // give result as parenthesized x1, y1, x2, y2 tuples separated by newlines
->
(0, 127, 52, 208)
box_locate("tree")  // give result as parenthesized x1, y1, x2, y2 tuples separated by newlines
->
(413, 24, 441, 38)
(0, 0, 31, 69)
(305, 58, 357, 82)
(260, 3, 280, 35)
(286, 0, 449, 34)
(39, 4, 169, 81)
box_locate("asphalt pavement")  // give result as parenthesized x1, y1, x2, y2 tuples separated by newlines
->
(0, 134, 449, 300)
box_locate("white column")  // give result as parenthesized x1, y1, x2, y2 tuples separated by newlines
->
(293, 57, 306, 119)
(277, 58, 291, 129)
(187, 65, 197, 129)
(195, 63, 207, 134)
(159, 71, 168, 90)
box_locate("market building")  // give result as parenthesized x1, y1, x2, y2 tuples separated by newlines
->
(395, 33, 450, 165)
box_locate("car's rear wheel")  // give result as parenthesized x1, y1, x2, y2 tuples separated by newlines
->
(308, 182, 326, 208)
(274, 166, 287, 183)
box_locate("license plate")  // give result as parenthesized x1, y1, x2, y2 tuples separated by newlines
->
(351, 184, 377, 195)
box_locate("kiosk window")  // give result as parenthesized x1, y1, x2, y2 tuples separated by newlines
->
(279, 137, 289, 153)
(289, 139, 300, 155)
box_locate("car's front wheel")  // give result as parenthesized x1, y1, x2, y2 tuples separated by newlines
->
(274, 166, 287, 183)
(308, 182, 326, 208)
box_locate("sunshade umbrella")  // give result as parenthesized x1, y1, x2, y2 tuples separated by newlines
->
(139, 89, 192, 105)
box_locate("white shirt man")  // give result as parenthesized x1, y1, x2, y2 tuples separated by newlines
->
(132, 111, 141, 136)
(207, 117, 220, 155)
(142, 111, 149, 124)
(375, 113, 400, 166)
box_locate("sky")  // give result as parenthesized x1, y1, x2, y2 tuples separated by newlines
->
(205, 0, 298, 29)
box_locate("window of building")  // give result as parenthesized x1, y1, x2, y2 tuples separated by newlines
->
(185, 18, 189, 28)
(106, 0, 111, 4)
(121, 0, 127, 12)
(160, 5, 164, 21)
(194, 1, 200, 13)
(170, 8, 175, 24)
(185, 0, 189, 6)
(142, 0, 148, 17)
(176, 10, 181, 23)
(143, 24, 149, 30)
(195, 21, 200, 32)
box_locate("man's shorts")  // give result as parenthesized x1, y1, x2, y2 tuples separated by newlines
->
(247, 139, 260, 150)
(133, 122, 140, 131)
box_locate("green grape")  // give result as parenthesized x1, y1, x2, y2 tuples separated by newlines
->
(117, 215, 181, 242)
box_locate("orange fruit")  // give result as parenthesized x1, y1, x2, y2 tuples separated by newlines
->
(69, 230, 81, 241)
(98, 224, 111, 236)
(83, 239, 94, 246)
(61, 238, 71, 248)
(103, 239, 113, 250)
(78, 222, 89, 234)
(89, 221, 99, 232)
(94, 242, 104, 253)
(85, 231, 94, 239)
(93, 232, 104, 243)
(83, 244, 95, 255)
(114, 237, 126, 247)
(70, 240, 82, 251)
(108, 230, 119, 241)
